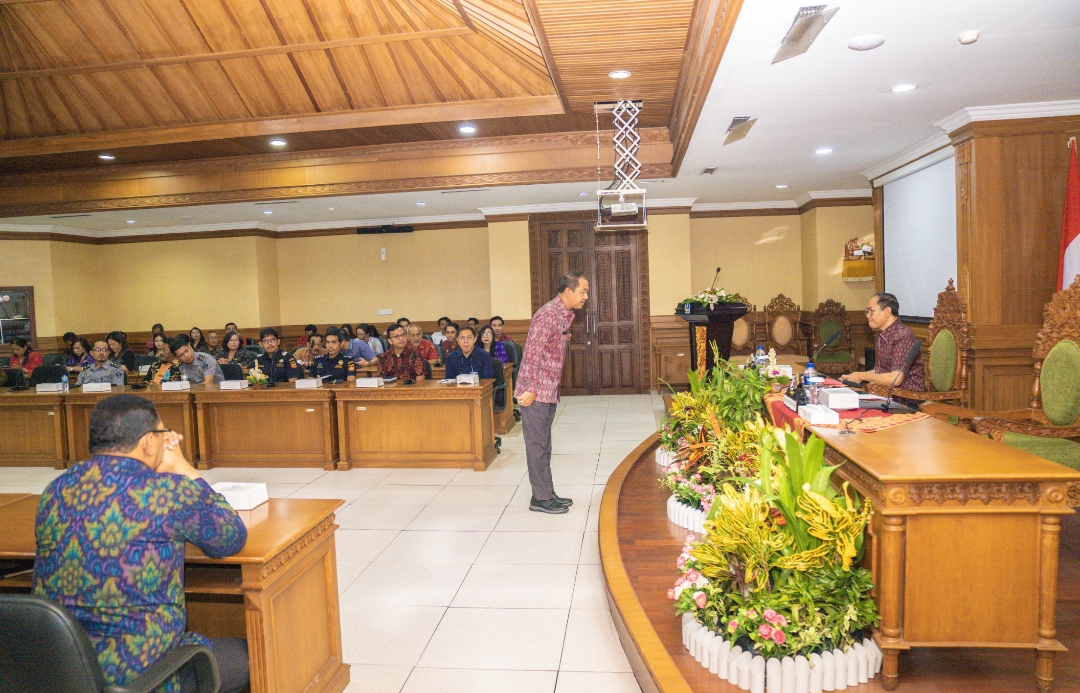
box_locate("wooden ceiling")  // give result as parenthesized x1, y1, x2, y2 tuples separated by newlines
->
(0, 0, 741, 204)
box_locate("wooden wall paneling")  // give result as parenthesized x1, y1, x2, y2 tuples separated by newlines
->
(0, 392, 66, 468)
(873, 186, 885, 294)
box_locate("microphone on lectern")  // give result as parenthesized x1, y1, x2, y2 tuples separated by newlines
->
(709, 267, 722, 290)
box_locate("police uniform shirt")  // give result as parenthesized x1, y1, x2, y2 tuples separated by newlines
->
(255, 350, 304, 382)
(179, 351, 225, 383)
(75, 361, 126, 387)
(312, 353, 356, 383)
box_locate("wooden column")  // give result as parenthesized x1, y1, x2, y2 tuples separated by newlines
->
(877, 514, 907, 691)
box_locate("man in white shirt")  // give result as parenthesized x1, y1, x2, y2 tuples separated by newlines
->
(431, 317, 451, 346)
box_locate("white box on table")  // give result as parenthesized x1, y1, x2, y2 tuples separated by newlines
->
(35, 383, 64, 393)
(456, 373, 480, 385)
(211, 482, 268, 510)
(295, 377, 323, 389)
(819, 387, 859, 410)
(356, 377, 384, 388)
(81, 383, 112, 393)
(161, 381, 191, 391)
(220, 380, 249, 390)
(798, 404, 840, 425)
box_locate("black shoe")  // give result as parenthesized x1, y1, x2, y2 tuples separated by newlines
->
(551, 493, 573, 507)
(530, 497, 569, 514)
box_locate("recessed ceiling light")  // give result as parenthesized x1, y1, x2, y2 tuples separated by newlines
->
(775, 184, 788, 189)
(890, 83, 916, 93)
(269, 139, 286, 146)
(98, 154, 115, 160)
(458, 124, 477, 135)
(262, 210, 272, 215)
(416, 201, 426, 206)
(328, 207, 335, 212)
(579, 192, 589, 196)
(958, 30, 980, 45)
(816, 148, 833, 155)
(848, 34, 884, 51)
(126, 219, 135, 224)
(608, 70, 631, 80)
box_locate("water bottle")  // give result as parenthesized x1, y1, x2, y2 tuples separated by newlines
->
(755, 345, 766, 369)
(61, 373, 69, 393)
(807, 376, 825, 405)
(802, 362, 817, 388)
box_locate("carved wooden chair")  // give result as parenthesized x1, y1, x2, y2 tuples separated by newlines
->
(867, 279, 970, 406)
(730, 305, 757, 357)
(808, 299, 855, 377)
(764, 294, 803, 356)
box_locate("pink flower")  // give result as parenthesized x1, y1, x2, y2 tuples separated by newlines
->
(772, 614, 788, 628)
(772, 629, 786, 645)
(727, 620, 739, 632)
(684, 569, 701, 583)
(676, 555, 687, 569)
(686, 535, 696, 543)
(762, 609, 778, 623)
(667, 588, 675, 600)
(694, 592, 708, 608)
(758, 624, 773, 639)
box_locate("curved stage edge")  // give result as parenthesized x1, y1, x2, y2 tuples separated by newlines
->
(600, 436, 1080, 693)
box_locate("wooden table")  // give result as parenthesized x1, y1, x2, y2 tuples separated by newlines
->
(813, 417, 1080, 692)
(331, 379, 497, 471)
(0, 495, 350, 693)
(0, 389, 66, 468)
(194, 384, 337, 470)
(64, 385, 197, 464)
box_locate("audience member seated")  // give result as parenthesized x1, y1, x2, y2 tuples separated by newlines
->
(431, 317, 451, 346)
(397, 317, 411, 329)
(842, 292, 926, 391)
(467, 317, 480, 330)
(296, 324, 318, 347)
(145, 339, 182, 384)
(32, 395, 250, 693)
(224, 322, 253, 346)
(216, 331, 255, 368)
(61, 332, 78, 359)
(490, 316, 512, 342)
(440, 323, 460, 358)
(204, 329, 222, 357)
(346, 330, 379, 367)
(147, 333, 167, 359)
(75, 340, 127, 387)
(379, 324, 426, 381)
(174, 339, 225, 384)
(358, 324, 384, 355)
(293, 332, 326, 368)
(445, 326, 495, 379)
(477, 325, 510, 363)
(254, 328, 304, 383)
(65, 337, 94, 375)
(8, 337, 42, 376)
(188, 327, 209, 353)
(312, 328, 357, 383)
(406, 324, 439, 365)
(106, 331, 136, 372)
(145, 323, 164, 352)
(339, 324, 355, 341)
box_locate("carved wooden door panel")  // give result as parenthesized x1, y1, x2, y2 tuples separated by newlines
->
(589, 230, 640, 394)
(543, 220, 592, 396)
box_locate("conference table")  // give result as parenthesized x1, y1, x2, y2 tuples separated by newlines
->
(0, 495, 350, 693)
(64, 386, 198, 463)
(0, 388, 66, 468)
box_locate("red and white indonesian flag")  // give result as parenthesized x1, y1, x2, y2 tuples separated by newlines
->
(1059, 138, 1080, 291)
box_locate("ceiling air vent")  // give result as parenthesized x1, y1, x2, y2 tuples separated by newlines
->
(773, 6, 838, 64)
(701, 167, 717, 176)
(49, 213, 92, 219)
(723, 116, 757, 145)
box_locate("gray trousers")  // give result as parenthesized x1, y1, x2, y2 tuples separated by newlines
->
(521, 401, 557, 502)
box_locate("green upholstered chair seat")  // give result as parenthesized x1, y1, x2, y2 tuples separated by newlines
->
(818, 319, 842, 345)
(929, 329, 958, 392)
(1040, 340, 1080, 427)
(816, 350, 853, 363)
(1003, 432, 1080, 471)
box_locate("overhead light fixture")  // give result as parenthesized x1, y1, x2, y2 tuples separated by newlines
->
(579, 192, 589, 196)
(773, 5, 839, 64)
(98, 154, 115, 160)
(890, 83, 916, 93)
(269, 139, 286, 147)
(723, 116, 756, 145)
(848, 34, 884, 51)
(776, 184, 788, 189)
(458, 124, 477, 135)
(816, 148, 833, 154)
(608, 70, 631, 79)
(416, 201, 426, 206)
(126, 219, 135, 224)
(328, 207, 335, 211)
(701, 167, 717, 176)
(958, 30, 980, 45)
(262, 210, 272, 215)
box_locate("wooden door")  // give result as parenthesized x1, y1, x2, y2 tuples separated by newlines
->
(534, 214, 646, 395)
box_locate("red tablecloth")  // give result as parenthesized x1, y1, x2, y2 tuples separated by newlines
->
(764, 392, 926, 436)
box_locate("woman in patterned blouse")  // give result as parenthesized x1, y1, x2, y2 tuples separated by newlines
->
(477, 325, 510, 363)
(215, 331, 255, 369)
(65, 337, 95, 375)
(144, 339, 182, 383)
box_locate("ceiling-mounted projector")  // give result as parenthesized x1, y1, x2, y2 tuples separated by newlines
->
(609, 202, 639, 216)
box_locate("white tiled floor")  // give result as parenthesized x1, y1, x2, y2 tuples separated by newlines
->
(0, 393, 667, 693)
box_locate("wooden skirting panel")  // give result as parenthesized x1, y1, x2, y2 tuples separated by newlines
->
(969, 347, 1037, 411)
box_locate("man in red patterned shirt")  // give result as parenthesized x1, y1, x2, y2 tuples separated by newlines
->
(842, 292, 925, 391)
(515, 271, 589, 514)
(378, 324, 426, 381)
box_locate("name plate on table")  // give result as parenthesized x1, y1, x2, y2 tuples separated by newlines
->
(220, 380, 249, 390)
(161, 381, 191, 391)
(211, 482, 268, 510)
(819, 387, 859, 410)
(81, 383, 112, 393)
(456, 373, 480, 386)
(295, 377, 323, 389)
(798, 404, 840, 425)
(35, 383, 64, 393)
(356, 377, 384, 388)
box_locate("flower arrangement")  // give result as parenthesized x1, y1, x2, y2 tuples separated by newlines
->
(247, 360, 268, 386)
(681, 286, 748, 310)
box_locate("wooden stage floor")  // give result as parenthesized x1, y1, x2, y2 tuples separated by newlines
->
(610, 439, 1079, 692)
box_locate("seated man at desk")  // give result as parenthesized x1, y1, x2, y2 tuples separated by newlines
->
(254, 328, 304, 383)
(75, 340, 126, 387)
(32, 394, 250, 693)
(841, 292, 925, 390)
(406, 324, 440, 365)
(312, 328, 356, 383)
(379, 324, 426, 381)
(174, 340, 225, 384)
(444, 326, 495, 380)
(346, 331, 379, 368)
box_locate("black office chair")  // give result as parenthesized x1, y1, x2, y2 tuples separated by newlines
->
(133, 354, 158, 369)
(242, 345, 265, 357)
(502, 341, 523, 422)
(42, 353, 67, 368)
(0, 594, 220, 693)
(422, 360, 433, 380)
(491, 361, 508, 454)
(29, 365, 66, 386)
(436, 343, 445, 364)
(221, 364, 244, 381)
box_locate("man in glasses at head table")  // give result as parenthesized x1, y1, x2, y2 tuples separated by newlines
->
(252, 327, 305, 383)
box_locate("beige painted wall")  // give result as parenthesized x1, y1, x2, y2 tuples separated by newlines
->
(689, 215, 803, 309)
(799, 206, 876, 310)
(647, 213, 694, 316)
(487, 220, 532, 320)
(254, 236, 281, 327)
(0, 239, 57, 337)
(50, 241, 103, 335)
(277, 226, 492, 325)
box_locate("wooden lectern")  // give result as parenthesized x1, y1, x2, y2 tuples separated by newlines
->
(675, 301, 750, 374)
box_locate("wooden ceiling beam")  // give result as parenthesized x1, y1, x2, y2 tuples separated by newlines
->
(0, 25, 475, 80)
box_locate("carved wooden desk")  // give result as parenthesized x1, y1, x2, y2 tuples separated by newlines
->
(0, 389, 66, 468)
(64, 385, 197, 465)
(0, 496, 350, 693)
(330, 379, 497, 471)
(813, 418, 1080, 692)
(194, 384, 337, 470)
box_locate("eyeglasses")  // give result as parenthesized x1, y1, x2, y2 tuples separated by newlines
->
(147, 428, 174, 436)
(260, 338, 278, 345)
(864, 307, 882, 316)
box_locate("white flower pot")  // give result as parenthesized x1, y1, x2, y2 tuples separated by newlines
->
(667, 495, 709, 534)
